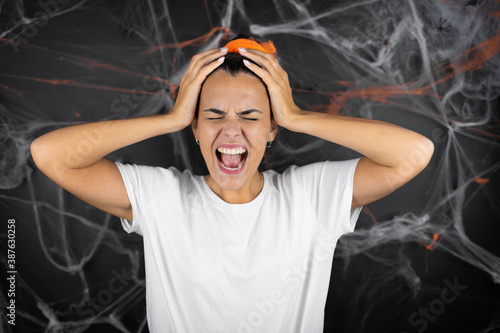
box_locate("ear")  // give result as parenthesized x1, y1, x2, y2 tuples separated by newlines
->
(268, 118, 278, 142)
(191, 115, 198, 139)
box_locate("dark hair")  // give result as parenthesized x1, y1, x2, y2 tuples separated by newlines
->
(215, 33, 261, 78)
(194, 34, 272, 120)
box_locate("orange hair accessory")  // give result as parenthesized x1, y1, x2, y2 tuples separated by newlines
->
(223, 37, 277, 58)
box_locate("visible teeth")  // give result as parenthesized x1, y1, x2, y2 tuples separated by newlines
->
(217, 147, 246, 155)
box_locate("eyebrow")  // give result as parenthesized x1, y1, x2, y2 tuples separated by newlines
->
(203, 108, 263, 116)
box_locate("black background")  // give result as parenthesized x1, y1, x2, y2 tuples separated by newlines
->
(1, 0, 499, 332)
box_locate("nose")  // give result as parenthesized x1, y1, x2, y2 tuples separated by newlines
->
(221, 117, 242, 140)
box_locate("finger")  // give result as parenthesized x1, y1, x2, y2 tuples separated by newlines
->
(178, 52, 224, 96)
(174, 55, 224, 112)
(191, 55, 225, 86)
(242, 58, 279, 91)
(187, 47, 226, 69)
(186, 48, 228, 78)
(239, 48, 287, 82)
(183, 51, 226, 87)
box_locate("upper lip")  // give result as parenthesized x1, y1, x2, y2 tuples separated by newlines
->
(216, 144, 248, 150)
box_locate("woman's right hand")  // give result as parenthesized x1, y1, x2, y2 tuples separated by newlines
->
(169, 47, 228, 128)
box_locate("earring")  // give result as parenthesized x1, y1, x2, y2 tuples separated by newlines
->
(195, 139, 200, 145)
(266, 141, 272, 148)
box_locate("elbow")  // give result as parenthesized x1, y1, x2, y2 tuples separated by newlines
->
(30, 137, 69, 184)
(30, 137, 51, 171)
(408, 136, 434, 175)
(419, 136, 434, 170)
(394, 136, 434, 180)
(30, 138, 42, 167)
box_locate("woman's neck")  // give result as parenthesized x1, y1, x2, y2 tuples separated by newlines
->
(204, 172, 264, 204)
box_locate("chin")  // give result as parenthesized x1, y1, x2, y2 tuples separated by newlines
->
(211, 166, 252, 189)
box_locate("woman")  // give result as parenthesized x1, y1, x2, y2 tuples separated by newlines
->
(30, 34, 434, 332)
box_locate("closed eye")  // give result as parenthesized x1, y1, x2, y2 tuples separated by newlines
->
(207, 117, 258, 121)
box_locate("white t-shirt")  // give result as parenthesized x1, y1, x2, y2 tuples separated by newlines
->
(115, 158, 363, 333)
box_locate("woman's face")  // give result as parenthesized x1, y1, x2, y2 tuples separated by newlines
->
(192, 70, 277, 192)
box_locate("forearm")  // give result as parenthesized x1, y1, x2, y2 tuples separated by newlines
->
(286, 111, 433, 168)
(31, 113, 184, 169)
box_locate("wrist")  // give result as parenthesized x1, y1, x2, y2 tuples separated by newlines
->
(168, 107, 195, 128)
(163, 112, 191, 133)
(282, 109, 310, 133)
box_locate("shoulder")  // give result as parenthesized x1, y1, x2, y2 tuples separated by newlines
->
(261, 161, 327, 192)
(114, 162, 199, 189)
(114, 161, 181, 176)
(267, 158, 361, 188)
(270, 159, 355, 177)
(292, 158, 361, 178)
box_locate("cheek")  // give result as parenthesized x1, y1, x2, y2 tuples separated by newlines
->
(242, 129, 268, 151)
(197, 125, 216, 156)
(198, 123, 217, 139)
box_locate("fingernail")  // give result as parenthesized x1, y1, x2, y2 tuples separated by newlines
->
(243, 59, 251, 66)
(238, 47, 247, 52)
(217, 56, 225, 62)
(220, 47, 228, 52)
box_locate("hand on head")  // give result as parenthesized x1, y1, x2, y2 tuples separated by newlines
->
(169, 48, 228, 128)
(231, 41, 301, 129)
(170, 35, 297, 131)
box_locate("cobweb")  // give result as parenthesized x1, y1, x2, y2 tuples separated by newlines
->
(0, 0, 499, 332)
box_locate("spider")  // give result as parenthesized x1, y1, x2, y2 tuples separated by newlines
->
(118, 21, 137, 39)
(433, 17, 452, 37)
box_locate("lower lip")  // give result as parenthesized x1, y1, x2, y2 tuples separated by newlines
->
(217, 153, 247, 175)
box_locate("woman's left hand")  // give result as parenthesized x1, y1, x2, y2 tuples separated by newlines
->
(237, 47, 302, 128)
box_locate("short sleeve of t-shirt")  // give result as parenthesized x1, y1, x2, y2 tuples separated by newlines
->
(114, 162, 178, 236)
(292, 157, 363, 236)
(115, 158, 363, 238)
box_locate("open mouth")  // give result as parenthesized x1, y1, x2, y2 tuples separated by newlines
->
(216, 147, 248, 171)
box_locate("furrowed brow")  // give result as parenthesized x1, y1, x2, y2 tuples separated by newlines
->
(203, 108, 263, 115)
(203, 108, 225, 115)
(238, 109, 263, 116)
